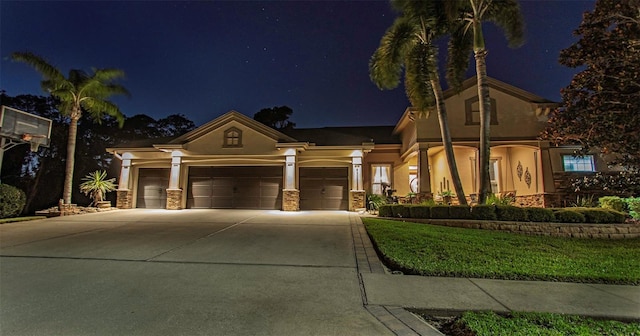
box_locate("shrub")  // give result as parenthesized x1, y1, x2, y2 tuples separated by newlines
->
(573, 208, 615, 223)
(420, 198, 437, 206)
(598, 196, 627, 213)
(495, 205, 528, 222)
(525, 207, 555, 222)
(605, 209, 627, 223)
(485, 193, 514, 205)
(449, 205, 472, 219)
(430, 205, 450, 219)
(470, 204, 497, 220)
(367, 193, 386, 211)
(391, 204, 411, 218)
(409, 206, 430, 219)
(378, 205, 393, 217)
(554, 210, 585, 223)
(0, 184, 26, 219)
(624, 197, 640, 219)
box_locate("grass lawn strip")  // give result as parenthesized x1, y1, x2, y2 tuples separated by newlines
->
(440, 311, 640, 336)
(362, 218, 640, 285)
(0, 216, 46, 224)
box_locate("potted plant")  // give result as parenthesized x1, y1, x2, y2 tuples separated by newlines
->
(439, 190, 455, 205)
(79, 170, 117, 208)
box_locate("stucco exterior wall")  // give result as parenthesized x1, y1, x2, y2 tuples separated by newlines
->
(185, 120, 280, 155)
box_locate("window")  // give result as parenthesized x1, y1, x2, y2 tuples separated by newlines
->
(371, 164, 391, 195)
(465, 97, 498, 125)
(409, 165, 418, 193)
(224, 127, 242, 147)
(563, 155, 595, 172)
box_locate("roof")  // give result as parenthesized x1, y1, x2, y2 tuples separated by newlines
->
(281, 126, 399, 146)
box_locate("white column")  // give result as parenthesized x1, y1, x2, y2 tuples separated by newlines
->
(169, 154, 181, 189)
(285, 155, 296, 189)
(352, 157, 363, 191)
(118, 158, 132, 190)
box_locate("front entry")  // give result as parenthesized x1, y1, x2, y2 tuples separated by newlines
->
(136, 168, 170, 209)
(187, 166, 283, 209)
(299, 167, 349, 210)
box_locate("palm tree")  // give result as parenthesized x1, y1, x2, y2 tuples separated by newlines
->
(12, 52, 128, 204)
(444, 0, 524, 204)
(370, 0, 467, 205)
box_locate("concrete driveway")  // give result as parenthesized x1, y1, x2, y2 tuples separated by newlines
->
(0, 210, 392, 336)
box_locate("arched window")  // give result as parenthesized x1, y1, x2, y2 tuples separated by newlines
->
(224, 127, 242, 147)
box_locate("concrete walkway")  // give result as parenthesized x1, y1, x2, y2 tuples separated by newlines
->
(0, 210, 638, 336)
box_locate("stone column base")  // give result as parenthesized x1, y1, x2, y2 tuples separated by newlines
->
(166, 189, 183, 210)
(116, 189, 133, 209)
(283, 189, 299, 211)
(350, 190, 365, 211)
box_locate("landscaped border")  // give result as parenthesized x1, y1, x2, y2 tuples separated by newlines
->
(383, 217, 640, 239)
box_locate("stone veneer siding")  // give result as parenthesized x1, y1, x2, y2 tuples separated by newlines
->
(283, 189, 299, 211)
(388, 218, 640, 239)
(166, 189, 183, 210)
(116, 189, 133, 209)
(350, 191, 365, 211)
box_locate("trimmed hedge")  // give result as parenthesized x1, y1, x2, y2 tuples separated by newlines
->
(470, 204, 497, 220)
(430, 205, 450, 219)
(409, 206, 431, 219)
(0, 184, 26, 219)
(449, 205, 472, 219)
(378, 205, 393, 217)
(625, 197, 640, 219)
(554, 210, 586, 223)
(376, 204, 626, 224)
(391, 204, 411, 218)
(495, 205, 528, 222)
(525, 207, 555, 222)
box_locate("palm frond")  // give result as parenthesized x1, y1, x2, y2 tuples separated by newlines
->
(446, 25, 474, 92)
(486, 0, 525, 48)
(11, 51, 66, 83)
(404, 42, 437, 112)
(369, 17, 417, 90)
(81, 98, 125, 127)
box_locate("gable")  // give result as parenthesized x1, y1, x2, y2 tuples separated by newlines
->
(168, 110, 297, 155)
(403, 76, 560, 142)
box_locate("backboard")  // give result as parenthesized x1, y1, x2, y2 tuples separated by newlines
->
(0, 105, 52, 148)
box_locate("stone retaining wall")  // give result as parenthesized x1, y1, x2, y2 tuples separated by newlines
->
(388, 218, 640, 239)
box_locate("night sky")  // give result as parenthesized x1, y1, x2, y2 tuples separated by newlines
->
(1, 1, 594, 128)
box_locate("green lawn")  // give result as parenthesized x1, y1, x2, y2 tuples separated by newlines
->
(0, 216, 46, 224)
(362, 218, 640, 285)
(438, 311, 640, 336)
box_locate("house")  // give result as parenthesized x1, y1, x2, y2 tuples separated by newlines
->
(108, 77, 605, 211)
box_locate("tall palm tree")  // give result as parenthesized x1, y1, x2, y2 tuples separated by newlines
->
(12, 52, 128, 204)
(445, 0, 524, 204)
(370, 0, 467, 205)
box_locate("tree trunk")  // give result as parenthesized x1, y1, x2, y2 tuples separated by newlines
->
(63, 110, 80, 204)
(475, 49, 492, 204)
(431, 76, 467, 205)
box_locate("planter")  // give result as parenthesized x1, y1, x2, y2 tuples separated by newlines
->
(96, 201, 111, 209)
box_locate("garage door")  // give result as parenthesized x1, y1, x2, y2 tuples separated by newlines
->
(187, 166, 283, 209)
(299, 167, 349, 210)
(136, 168, 169, 209)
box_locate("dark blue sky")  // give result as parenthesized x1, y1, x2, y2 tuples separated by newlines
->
(1, 1, 594, 128)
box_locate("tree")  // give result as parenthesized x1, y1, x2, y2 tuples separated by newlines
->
(155, 114, 196, 137)
(370, 0, 467, 204)
(12, 51, 129, 204)
(445, 0, 524, 203)
(253, 106, 296, 130)
(541, 0, 640, 194)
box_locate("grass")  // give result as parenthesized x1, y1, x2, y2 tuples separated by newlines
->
(0, 216, 46, 224)
(437, 311, 640, 336)
(362, 218, 640, 285)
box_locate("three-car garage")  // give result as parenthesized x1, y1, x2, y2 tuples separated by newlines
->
(135, 166, 350, 210)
